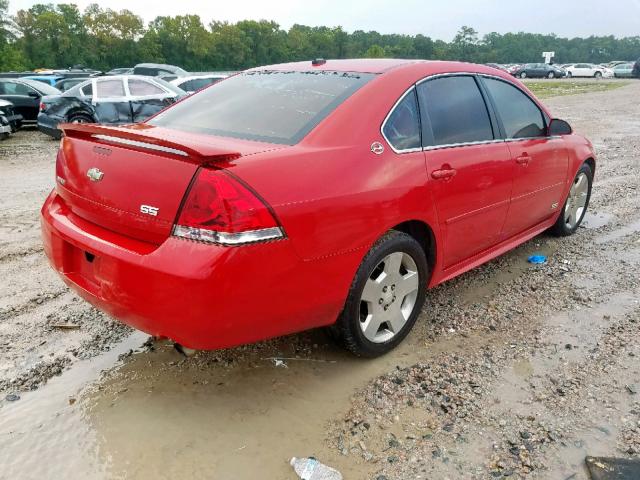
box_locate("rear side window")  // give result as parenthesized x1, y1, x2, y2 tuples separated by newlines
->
(482, 78, 546, 139)
(80, 83, 93, 97)
(382, 89, 421, 151)
(150, 70, 374, 145)
(417, 76, 494, 147)
(96, 79, 125, 98)
(128, 79, 165, 96)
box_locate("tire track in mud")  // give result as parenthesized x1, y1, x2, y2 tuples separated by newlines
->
(0, 289, 68, 321)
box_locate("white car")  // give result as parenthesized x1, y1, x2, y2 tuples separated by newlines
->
(170, 74, 228, 94)
(565, 63, 614, 78)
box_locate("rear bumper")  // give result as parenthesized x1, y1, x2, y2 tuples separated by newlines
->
(41, 190, 354, 349)
(37, 113, 62, 139)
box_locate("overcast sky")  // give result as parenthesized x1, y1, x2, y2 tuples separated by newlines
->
(9, 0, 640, 40)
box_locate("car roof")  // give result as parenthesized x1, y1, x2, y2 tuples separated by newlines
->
(250, 58, 420, 74)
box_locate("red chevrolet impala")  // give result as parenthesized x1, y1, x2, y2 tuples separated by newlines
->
(41, 59, 595, 357)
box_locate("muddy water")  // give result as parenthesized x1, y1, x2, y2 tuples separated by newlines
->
(0, 320, 477, 479)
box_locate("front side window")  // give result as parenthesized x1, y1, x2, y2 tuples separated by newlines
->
(417, 76, 494, 147)
(96, 79, 125, 98)
(482, 78, 546, 139)
(150, 70, 374, 145)
(128, 79, 165, 96)
(382, 89, 421, 151)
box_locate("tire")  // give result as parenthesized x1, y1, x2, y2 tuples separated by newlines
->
(67, 112, 94, 124)
(594, 71, 602, 79)
(550, 163, 593, 237)
(332, 230, 428, 357)
(567, 72, 573, 78)
(520, 72, 527, 79)
(0, 132, 9, 141)
(547, 71, 555, 79)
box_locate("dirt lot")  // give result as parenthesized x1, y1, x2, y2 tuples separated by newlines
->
(0, 81, 639, 480)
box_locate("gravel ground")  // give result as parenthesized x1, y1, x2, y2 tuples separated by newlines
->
(0, 82, 638, 479)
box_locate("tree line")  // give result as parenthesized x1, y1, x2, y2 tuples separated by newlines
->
(1, 1, 639, 72)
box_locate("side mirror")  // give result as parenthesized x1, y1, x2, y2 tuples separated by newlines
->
(548, 118, 572, 136)
(28, 91, 40, 98)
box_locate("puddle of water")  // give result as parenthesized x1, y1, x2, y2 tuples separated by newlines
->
(0, 318, 472, 479)
(581, 211, 615, 230)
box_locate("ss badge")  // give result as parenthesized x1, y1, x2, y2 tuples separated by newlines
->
(140, 205, 159, 216)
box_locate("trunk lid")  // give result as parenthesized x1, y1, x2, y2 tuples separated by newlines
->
(56, 123, 284, 244)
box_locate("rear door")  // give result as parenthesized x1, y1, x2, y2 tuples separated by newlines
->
(417, 75, 513, 268)
(93, 78, 132, 124)
(480, 76, 568, 238)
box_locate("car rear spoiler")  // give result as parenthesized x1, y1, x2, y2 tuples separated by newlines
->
(60, 123, 241, 165)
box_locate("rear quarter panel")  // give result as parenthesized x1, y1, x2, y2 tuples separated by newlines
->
(228, 67, 440, 264)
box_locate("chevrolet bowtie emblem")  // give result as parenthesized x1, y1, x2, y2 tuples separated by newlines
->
(87, 167, 104, 182)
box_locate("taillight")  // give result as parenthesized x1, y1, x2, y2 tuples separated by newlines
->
(39, 102, 47, 112)
(172, 168, 284, 246)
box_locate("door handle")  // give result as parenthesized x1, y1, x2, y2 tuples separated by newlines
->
(515, 154, 532, 165)
(431, 168, 457, 180)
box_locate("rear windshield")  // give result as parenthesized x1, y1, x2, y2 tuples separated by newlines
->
(149, 70, 375, 144)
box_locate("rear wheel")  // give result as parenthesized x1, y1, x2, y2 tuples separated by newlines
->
(68, 112, 94, 124)
(332, 231, 428, 357)
(551, 163, 593, 236)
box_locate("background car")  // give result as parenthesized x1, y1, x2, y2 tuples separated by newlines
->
(106, 67, 133, 75)
(132, 63, 188, 81)
(54, 77, 90, 92)
(22, 75, 64, 86)
(512, 63, 566, 79)
(37, 75, 186, 138)
(564, 63, 611, 78)
(0, 78, 61, 124)
(612, 63, 635, 78)
(0, 98, 23, 132)
(170, 74, 228, 93)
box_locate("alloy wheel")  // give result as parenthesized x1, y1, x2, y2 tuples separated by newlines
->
(359, 251, 419, 343)
(564, 172, 589, 229)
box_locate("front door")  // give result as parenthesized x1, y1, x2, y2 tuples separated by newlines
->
(417, 75, 514, 268)
(0, 81, 40, 121)
(92, 78, 132, 124)
(480, 76, 569, 238)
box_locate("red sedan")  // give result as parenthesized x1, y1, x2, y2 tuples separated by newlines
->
(41, 59, 595, 357)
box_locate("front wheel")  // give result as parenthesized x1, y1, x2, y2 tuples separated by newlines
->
(550, 163, 593, 236)
(567, 71, 573, 78)
(547, 71, 555, 79)
(520, 72, 527, 79)
(332, 231, 428, 357)
(594, 71, 603, 79)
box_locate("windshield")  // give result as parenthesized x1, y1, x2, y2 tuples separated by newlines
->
(149, 70, 375, 145)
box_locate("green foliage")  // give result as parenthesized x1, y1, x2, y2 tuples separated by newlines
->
(2, 2, 640, 72)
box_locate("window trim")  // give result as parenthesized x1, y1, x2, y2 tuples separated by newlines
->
(380, 86, 423, 154)
(381, 72, 556, 155)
